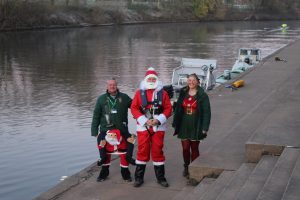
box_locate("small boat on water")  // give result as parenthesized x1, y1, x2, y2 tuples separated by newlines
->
(216, 48, 261, 84)
(167, 58, 217, 101)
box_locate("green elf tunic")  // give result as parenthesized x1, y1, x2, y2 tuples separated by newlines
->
(172, 86, 211, 141)
(178, 94, 199, 140)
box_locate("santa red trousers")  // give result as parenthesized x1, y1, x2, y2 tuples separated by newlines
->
(102, 153, 129, 167)
(136, 129, 165, 163)
(98, 138, 129, 168)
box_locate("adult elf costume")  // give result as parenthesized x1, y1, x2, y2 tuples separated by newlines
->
(172, 83, 211, 178)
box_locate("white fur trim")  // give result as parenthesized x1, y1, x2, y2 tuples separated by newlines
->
(120, 164, 129, 168)
(153, 161, 164, 166)
(136, 123, 167, 131)
(139, 80, 163, 91)
(107, 152, 126, 155)
(136, 160, 147, 165)
(137, 115, 148, 126)
(102, 163, 111, 166)
(145, 73, 158, 80)
(154, 114, 167, 125)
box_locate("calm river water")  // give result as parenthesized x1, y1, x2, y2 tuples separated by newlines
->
(1, 21, 300, 200)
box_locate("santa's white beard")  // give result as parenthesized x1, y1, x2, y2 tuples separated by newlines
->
(105, 135, 121, 145)
(144, 81, 158, 89)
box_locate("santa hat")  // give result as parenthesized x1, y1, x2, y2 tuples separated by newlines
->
(144, 67, 158, 81)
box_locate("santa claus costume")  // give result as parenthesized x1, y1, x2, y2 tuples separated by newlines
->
(97, 129, 131, 181)
(130, 67, 172, 187)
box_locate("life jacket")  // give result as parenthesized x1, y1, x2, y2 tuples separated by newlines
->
(140, 89, 163, 115)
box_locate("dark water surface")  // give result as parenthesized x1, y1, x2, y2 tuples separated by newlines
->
(1, 21, 300, 200)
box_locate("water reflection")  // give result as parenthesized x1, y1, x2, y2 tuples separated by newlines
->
(1, 21, 300, 200)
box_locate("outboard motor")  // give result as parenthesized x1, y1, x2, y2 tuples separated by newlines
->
(163, 85, 174, 99)
(244, 57, 250, 64)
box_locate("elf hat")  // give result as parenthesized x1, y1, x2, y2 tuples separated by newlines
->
(144, 67, 158, 81)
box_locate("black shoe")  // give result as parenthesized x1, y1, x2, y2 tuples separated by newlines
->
(154, 165, 169, 187)
(124, 177, 132, 182)
(121, 167, 132, 182)
(97, 176, 106, 182)
(134, 164, 146, 187)
(133, 179, 144, 187)
(157, 178, 169, 187)
(97, 166, 109, 182)
(183, 164, 189, 178)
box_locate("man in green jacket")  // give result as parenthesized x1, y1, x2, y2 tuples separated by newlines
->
(91, 78, 134, 182)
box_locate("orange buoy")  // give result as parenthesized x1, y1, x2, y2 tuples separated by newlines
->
(232, 79, 245, 88)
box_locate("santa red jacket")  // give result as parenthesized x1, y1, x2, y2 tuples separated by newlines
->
(131, 80, 172, 132)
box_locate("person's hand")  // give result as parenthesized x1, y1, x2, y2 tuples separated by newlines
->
(146, 119, 153, 126)
(151, 119, 160, 126)
(127, 135, 135, 144)
(202, 131, 207, 138)
(99, 140, 106, 147)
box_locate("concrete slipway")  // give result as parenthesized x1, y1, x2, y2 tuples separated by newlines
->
(34, 40, 300, 200)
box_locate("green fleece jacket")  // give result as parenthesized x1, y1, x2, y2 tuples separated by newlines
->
(91, 90, 132, 137)
(172, 86, 211, 138)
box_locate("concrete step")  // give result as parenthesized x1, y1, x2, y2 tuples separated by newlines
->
(215, 163, 256, 200)
(183, 178, 215, 200)
(282, 149, 300, 200)
(236, 155, 278, 200)
(197, 170, 235, 200)
(257, 148, 300, 200)
(171, 185, 195, 200)
(172, 178, 215, 200)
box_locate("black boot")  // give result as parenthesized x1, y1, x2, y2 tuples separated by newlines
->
(97, 148, 107, 166)
(154, 165, 169, 187)
(183, 164, 189, 178)
(97, 165, 109, 182)
(134, 164, 146, 187)
(126, 142, 136, 166)
(121, 167, 132, 182)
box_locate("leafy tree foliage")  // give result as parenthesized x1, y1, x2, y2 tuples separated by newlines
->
(192, 0, 220, 17)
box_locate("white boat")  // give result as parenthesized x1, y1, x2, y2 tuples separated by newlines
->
(216, 48, 261, 84)
(167, 58, 217, 101)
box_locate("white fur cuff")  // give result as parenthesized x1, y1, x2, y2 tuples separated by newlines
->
(137, 115, 148, 126)
(154, 114, 167, 125)
(153, 161, 164, 166)
(136, 160, 147, 165)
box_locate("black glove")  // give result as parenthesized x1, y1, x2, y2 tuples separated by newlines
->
(173, 128, 179, 136)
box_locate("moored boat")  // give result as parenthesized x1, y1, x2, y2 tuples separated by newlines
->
(216, 48, 261, 84)
(168, 58, 217, 102)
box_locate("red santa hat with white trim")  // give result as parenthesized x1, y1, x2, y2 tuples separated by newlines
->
(144, 67, 158, 81)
